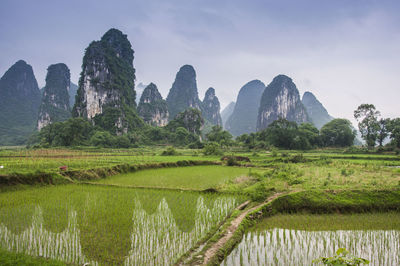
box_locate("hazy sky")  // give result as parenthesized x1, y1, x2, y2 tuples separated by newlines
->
(1, 0, 399, 125)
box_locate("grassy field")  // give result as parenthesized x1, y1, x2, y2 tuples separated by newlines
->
(94, 165, 253, 190)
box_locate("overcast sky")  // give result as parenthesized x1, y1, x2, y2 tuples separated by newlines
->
(1, 0, 399, 125)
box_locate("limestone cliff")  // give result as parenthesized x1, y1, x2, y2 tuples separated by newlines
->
(257, 75, 309, 131)
(225, 80, 265, 136)
(201, 87, 222, 126)
(0, 60, 41, 145)
(37, 63, 71, 130)
(138, 83, 169, 126)
(73, 28, 143, 134)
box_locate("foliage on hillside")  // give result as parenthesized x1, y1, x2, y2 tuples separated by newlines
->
(72, 28, 143, 133)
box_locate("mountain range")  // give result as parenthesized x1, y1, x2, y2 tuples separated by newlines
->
(0, 28, 334, 145)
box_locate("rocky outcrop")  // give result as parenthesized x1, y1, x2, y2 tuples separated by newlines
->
(73, 28, 143, 134)
(221, 101, 235, 128)
(225, 80, 265, 136)
(166, 65, 202, 120)
(138, 83, 169, 126)
(257, 75, 309, 131)
(37, 63, 71, 130)
(302, 91, 333, 129)
(201, 87, 222, 126)
(167, 108, 204, 136)
(0, 60, 41, 145)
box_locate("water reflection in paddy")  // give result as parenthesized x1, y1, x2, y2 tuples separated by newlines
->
(222, 213, 400, 266)
(0, 185, 242, 265)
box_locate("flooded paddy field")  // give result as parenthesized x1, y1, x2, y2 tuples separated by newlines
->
(222, 213, 400, 265)
(0, 184, 244, 265)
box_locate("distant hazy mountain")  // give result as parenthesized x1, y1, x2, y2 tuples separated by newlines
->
(37, 63, 71, 130)
(225, 80, 265, 136)
(69, 82, 78, 108)
(302, 91, 333, 129)
(257, 75, 309, 131)
(201, 87, 222, 126)
(166, 65, 202, 120)
(138, 83, 169, 126)
(221, 101, 235, 128)
(0, 60, 41, 145)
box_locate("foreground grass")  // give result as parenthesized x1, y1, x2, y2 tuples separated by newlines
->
(94, 165, 252, 190)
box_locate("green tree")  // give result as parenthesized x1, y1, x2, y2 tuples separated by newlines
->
(320, 119, 355, 147)
(205, 125, 233, 146)
(258, 118, 298, 149)
(354, 104, 380, 148)
(298, 123, 321, 148)
(388, 118, 400, 148)
(38, 117, 94, 147)
(377, 118, 390, 147)
(236, 133, 257, 149)
(202, 142, 223, 156)
(89, 131, 115, 147)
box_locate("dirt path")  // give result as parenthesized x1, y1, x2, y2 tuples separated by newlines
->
(201, 192, 284, 265)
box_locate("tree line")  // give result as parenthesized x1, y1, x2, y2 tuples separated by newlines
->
(29, 104, 400, 152)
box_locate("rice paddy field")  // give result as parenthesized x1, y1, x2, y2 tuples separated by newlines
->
(94, 165, 252, 190)
(222, 213, 400, 266)
(0, 147, 399, 265)
(0, 184, 244, 265)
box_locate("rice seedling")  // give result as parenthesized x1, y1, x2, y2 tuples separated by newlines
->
(222, 214, 400, 265)
(94, 165, 251, 190)
(0, 184, 245, 265)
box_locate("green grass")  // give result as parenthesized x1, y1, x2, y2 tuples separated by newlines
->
(94, 165, 251, 190)
(252, 213, 400, 231)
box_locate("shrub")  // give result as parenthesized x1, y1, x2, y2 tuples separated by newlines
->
(203, 142, 223, 156)
(226, 156, 239, 166)
(313, 248, 369, 265)
(161, 146, 179, 156)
